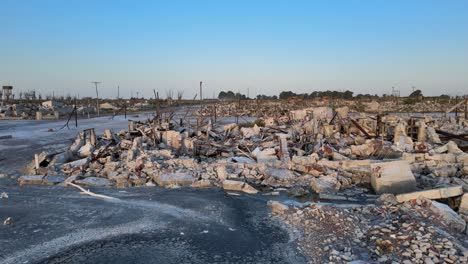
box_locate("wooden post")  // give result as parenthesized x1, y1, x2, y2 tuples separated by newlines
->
(199, 81, 203, 101)
(34, 154, 40, 170)
(235, 96, 240, 124)
(465, 98, 468, 120)
(214, 104, 217, 123)
(90, 129, 96, 146)
(74, 106, 78, 127)
(376, 114, 381, 137)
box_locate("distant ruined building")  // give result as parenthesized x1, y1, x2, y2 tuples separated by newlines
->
(1, 86, 13, 103)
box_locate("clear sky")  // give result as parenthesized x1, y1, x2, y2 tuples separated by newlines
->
(1, 0, 467, 98)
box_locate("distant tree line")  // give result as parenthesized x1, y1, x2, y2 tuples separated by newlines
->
(217, 89, 458, 101)
(278, 90, 354, 100)
(256, 94, 278, 100)
(218, 91, 248, 100)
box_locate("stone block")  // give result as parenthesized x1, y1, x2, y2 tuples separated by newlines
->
(402, 153, 425, 163)
(240, 127, 258, 139)
(18, 175, 44, 186)
(459, 193, 468, 215)
(191, 179, 212, 188)
(222, 180, 258, 194)
(310, 175, 340, 193)
(456, 153, 468, 165)
(75, 177, 114, 187)
(268, 201, 289, 214)
(430, 201, 466, 233)
(263, 168, 295, 180)
(42, 175, 66, 185)
(371, 160, 416, 195)
(155, 172, 195, 187)
(162, 131, 182, 150)
(431, 166, 458, 177)
(318, 159, 371, 170)
(395, 186, 463, 202)
(424, 153, 456, 163)
(65, 157, 90, 168)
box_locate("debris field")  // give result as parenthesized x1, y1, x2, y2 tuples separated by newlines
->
(12, 103, 468, 263)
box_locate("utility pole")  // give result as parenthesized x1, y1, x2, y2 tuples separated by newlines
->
(91, 81, 101, 117)
(117, 86, 120, 99)
(199, 81, 203, 101)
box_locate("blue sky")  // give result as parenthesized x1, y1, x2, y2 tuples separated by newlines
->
(1, 0, 467, 98)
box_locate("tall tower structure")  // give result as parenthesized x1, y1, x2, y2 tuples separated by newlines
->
(2, 86, 13, 103)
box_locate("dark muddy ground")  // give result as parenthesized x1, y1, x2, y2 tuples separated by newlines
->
(0, 186, 306, 264)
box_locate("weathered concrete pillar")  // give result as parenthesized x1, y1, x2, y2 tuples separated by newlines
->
(417, 120, 426, 142)
(104, 129, 113, 140)
(54, 111, 60, 120)
(36, 111, 43, 120)
(277, 133, 290, 162)
(394, 122, 406, 145)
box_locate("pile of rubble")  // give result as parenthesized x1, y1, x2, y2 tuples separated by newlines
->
(269, 194, 468, 263)
(377, 100, 453, 113)
(195, 101, 307, 119)
(18, 104, 468, 260)
(0, 101, 76, 119)
(196, 97, 463, 119)
(20, 105, 468, 193)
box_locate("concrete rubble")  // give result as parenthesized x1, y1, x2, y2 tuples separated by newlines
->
(0, 98, 153, 120)
(18, 103, 468, 263)
(3, 217, 12, 225)
(270, 195, 468, 263)
(0, 101, 76, 120)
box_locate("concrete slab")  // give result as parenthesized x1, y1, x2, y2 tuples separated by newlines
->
(371, 160, 416, 195)
(458, 193, 468, 215)
(318, 159, 371, 169)
(222, 180, 258, 194)
(155, 172, 195, 187)
(430, 201, 466, 233)
(395, 186, 463, 203)
(18, 175, 44, 186)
